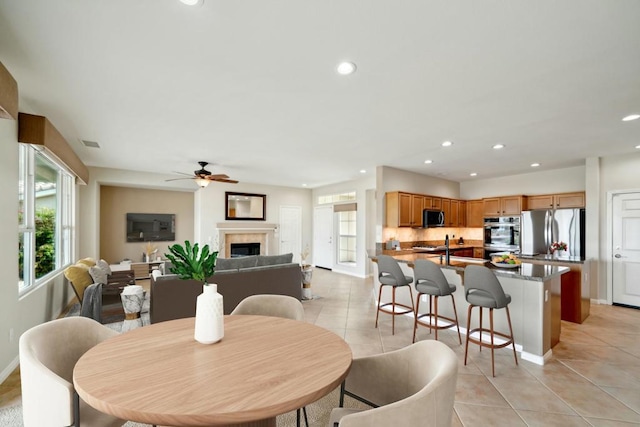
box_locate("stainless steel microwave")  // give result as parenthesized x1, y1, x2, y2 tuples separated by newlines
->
(423, 210, 444, 227)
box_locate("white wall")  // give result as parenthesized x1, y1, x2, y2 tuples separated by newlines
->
(460, 166, 586, 199)
(598, 151, 640, 301)
(0, 118, 74, 383)
(312, 175, 376, 278)
(194, 181, 313, 256)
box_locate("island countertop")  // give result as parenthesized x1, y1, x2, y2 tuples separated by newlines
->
(368, 249, 569, 282)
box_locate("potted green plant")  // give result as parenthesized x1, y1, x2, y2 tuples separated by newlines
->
(165, 240, 217, 282)
(165, 240, 223, 344)
(300, 245, 313, 300)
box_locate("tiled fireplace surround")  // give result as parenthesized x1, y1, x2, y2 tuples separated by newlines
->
(216, 223, 277, 258)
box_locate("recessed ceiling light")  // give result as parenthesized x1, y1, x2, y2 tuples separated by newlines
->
(531, 163, 540, 167)
(360, 169, 366, 174)
(424, 160, 433, 164)
(470, 172, 478, 177)
(492, 144, 505, 149)
(635, 145, 640, 149)
(622, 114, 640, 122)
(179, 0, 203, 5)
(441, 141, 453, 147)
(302, 183, 307, 187)
(336, 62, 356, 75)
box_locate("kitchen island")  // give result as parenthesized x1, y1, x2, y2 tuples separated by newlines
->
(369, 250, 569, 365)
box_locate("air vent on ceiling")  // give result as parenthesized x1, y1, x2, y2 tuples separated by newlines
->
(81, 139, 100, 148)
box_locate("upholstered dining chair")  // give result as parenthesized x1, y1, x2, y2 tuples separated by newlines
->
(19, 316, 125, 427)
(329, 340, 458, 427)
(230, 294, 308, 427)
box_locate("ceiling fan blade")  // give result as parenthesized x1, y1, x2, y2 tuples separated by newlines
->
(209, 174, 230, 179)
(165, 177, 193, 182)
(172, 171, 194, 177)
(212, 178, 239, 184)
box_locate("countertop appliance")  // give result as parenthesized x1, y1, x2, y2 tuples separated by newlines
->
(423, 209, 444, 228)
(521, 208, 585, 258)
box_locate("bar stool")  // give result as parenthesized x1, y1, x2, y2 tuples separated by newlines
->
(412, 259, 462, 344)
(375, 255, 415, 335)
(463, 265, 518, 377)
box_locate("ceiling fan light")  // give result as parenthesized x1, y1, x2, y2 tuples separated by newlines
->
(195, 178, 210, 188)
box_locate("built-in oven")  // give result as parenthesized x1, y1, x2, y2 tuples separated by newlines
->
(483, 217, 520, 259)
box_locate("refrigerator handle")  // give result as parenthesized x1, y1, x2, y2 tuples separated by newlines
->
(544, 210, 550, 254)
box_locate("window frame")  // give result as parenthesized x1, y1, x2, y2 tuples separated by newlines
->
(19, 144, 76, 294)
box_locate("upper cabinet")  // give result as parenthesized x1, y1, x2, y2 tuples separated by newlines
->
(526, 192, 585, 210)
(483, 195, 525, 217)
(386, 192, 424, 227)
(448, 199, 466, 227)
(424, 196, 442, 210)
(466, 199, 484, 227)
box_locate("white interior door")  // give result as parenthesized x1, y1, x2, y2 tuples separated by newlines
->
(612, 192, 640, 307)
(313, 206, 333, 269)
(279, 206, 301, 263)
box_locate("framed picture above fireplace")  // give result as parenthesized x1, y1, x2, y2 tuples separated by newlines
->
(225, 192, 266, 221)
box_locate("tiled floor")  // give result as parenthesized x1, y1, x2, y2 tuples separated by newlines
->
(301, 268, 640, 426)
(2, 269, 640, 426)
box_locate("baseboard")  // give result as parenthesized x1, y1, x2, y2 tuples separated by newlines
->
(0, 355, 20, 385)
(591, 298, 608, 305)
(521, 349, 552, 366)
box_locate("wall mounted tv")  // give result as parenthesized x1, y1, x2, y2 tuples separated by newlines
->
(126, 213, 175, 242)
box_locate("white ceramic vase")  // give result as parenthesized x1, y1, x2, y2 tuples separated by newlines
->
(194, 283, 224, 344)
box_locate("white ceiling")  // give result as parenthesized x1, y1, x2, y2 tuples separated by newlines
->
(1, 0, 639, 189)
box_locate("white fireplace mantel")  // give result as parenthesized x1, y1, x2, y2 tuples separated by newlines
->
(216, 223, 278, 257)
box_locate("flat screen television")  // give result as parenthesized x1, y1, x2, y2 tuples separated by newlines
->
(126, 213, 175, 242)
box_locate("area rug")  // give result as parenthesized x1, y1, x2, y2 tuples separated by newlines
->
(65, 293, 151, 331)
(0, 387, 369, 427)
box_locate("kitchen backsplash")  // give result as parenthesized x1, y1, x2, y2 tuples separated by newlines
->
(382, 227, 483, 244)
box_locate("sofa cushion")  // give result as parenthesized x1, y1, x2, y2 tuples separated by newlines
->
(256, 253, 293, 266)
(97, 259, 112, 276)
(89, 265, 108, 285)
(216, 256, 258, 270)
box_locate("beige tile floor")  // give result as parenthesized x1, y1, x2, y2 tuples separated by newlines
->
(301, 268, 640, 426)
(2, 269, 640, 426)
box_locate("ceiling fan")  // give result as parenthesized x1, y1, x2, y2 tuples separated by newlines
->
(166, 161, 239, 188)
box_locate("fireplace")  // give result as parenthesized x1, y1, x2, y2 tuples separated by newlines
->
(230, 242, 261, 257)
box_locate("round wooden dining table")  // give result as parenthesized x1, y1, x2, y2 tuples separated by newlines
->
(73, 315, 352, 427)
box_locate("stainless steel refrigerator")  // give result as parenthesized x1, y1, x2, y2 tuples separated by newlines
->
(520, 209, 585, 258)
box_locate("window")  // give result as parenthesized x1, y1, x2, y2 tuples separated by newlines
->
(318, 192, 355, 205)
(335, 203, 357, 264)
(18, 145, 75, 292)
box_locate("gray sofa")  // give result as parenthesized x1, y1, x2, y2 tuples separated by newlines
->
(150, 254, 302, 324)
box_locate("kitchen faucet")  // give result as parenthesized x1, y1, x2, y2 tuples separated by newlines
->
(445, 234, 450, 265)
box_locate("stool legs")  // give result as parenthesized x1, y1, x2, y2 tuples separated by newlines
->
(464, 304, 518, 377)
(413, 293, 461, 344)
(375, 284, 415, 335)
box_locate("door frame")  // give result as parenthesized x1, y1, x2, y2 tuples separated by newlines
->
(606, 188, 640, 305)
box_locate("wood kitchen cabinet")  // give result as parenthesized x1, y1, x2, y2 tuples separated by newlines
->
(441, 198, 451, 226)
(483, 195, 524, 217)
(423, 196, 442, 210)
(473, 247, 484, 259)
(466, 199, 484, 227)
(386, 192, 424, 227)
(448, 199, 466, 227)
(527, 192, 585, 210)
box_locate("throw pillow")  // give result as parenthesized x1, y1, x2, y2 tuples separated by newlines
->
(256, 253, 293, 266)
(77, 257, 97, 267)
(97, 259, 112, 276)
(63, 264, 93, 300)
(89, 265, 108, 285)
